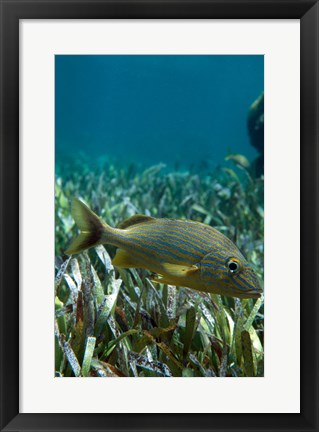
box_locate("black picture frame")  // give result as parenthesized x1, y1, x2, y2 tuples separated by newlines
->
(0, 1, 317, 431)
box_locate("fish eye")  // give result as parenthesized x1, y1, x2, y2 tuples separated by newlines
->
(227, 259, 240, 273)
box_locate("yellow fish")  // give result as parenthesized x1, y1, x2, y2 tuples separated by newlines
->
(225, 154, 250, 170)
(66, 198, 262, 299)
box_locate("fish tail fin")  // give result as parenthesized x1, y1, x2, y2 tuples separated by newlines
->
(65, 198, 108, 255)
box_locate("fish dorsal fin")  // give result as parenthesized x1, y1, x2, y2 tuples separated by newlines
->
(117, 214, 155, 229)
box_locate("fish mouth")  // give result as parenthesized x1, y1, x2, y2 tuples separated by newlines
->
(236, 289, 263, 299)
(246, 290, 262, 299)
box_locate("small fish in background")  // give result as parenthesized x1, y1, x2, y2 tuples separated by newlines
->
(66, 198, 262, 299)
(225, 153, 250, 170)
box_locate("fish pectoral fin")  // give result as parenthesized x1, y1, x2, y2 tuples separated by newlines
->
(112, 249, 138, 268)
(162, 263, 199, 278)
(151, 264, 199, 285)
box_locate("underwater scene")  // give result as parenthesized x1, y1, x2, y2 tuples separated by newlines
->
(55, 55, 264, 378)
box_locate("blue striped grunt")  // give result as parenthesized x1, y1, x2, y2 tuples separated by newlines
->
(66, 198, 262, 299)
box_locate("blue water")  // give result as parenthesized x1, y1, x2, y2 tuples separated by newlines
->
(55, 55, 263, 170)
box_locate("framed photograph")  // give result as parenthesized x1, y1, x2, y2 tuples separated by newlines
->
(0, 0, 318, 431)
